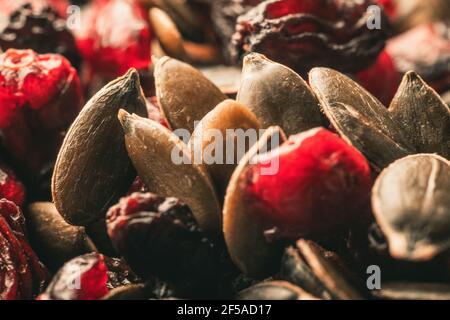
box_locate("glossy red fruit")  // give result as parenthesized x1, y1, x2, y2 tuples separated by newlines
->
(374, 0, 397, 19)
(240, 128, 372, 241)
(75, 0, 152, 78)
(0, 49, 83, 174)
(0, 199, 49, 300)
(39, 253, 109, 300)
(0, 162, 26, 207)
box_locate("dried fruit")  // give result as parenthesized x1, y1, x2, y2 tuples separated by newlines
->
(309, 68, 450, 169)
(27, 202, 96, 271)
(189, 99, 261, 197)
(372, 154, 450, 261)
(106, 192, 221, 296)
(237, 53, 326, 135)
(386, 22, 450, 98)
(155, 56, 227, 132)
(0, 49, 83, 174)
(0, 2, 81, 68)
(232, 0, 390, 76)
(39, 253, 109, 300)
(74, 0, 152, 78)
(0, 199, 49, 300)
(0, 162, 26, 206)
(237, 281, 317, 300)
(240, 128, 372, 241)
(223, 126, 286, 276)
(118, 111, 221, 233)
(52, 69, 147, 226)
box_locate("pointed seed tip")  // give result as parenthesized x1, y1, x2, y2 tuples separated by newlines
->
(118, 109, 131, 127)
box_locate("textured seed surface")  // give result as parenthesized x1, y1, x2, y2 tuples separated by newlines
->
(189, 99, 261, 198)
(372, 154, 450, 261)
(238, 53, 325, 136)
(118, 111, 221, 233)
(155, 57, 227, 132)
(372, 282, 450, 300)
(237, 281, 318, 300)
(223, 126, 286, 276)
(309, 67, 415, 169)
(52, 69, 147, 226)
(389, 71, 450, 158)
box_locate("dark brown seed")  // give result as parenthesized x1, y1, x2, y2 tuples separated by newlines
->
(237, 281, 318, 300)
(189, 99, 261, 198)
(372, 282, 450, 300)
(155, 57, 227, 132)
(389, 71, 450, 158)
(280, 246, 333, 300)
(102, 284, 149, 300)
(309, 67, 415, 170)
(372, 154, 450, 261)
(118, 111, 221, 234)
(223, 126, 286, 277)
(52, 69, 147, 226)
(238, 53, 326, 136)
(296, 240, 364, 300)
(27, 202, 96, 271)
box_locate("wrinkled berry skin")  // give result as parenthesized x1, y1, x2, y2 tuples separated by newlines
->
(0, 162, 26, 207)
(240, 128, 372, 241)
(107, 192, 221, 297)
(0, 49, 83, 175)
(39, 253, 109, 300)
(75, 0, 152, 79)
(0, 199, 49, 300)
(233, 0, 390, 76)
(0, 2, 81, 69)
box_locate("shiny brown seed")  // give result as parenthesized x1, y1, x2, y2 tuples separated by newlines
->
(27, 202, 96, 271)
(372, 282, 450, 300)
(389, 71, 450, 158)
(223, 126, 287, 277)
(309, 67, 415, 170)
(237, 281, 319, 300)
(296, 240, 364, 300)
(237, 53, 326, 136)
(102, 284, 149, 300)
(189, 99, 261, 198)
(118, 110, 221, 234)
(372, 154, 450, 261)
(155, 57, 227, 132)
(52, 69, 147, 226)
(149, 7, 186, 60)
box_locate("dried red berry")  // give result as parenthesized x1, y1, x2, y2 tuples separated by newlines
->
(0, 49, 83, 174)
(232, 0, 390, 76)
(106, 192, 221, 296)
(386, 22, 450, 96)
(0, 2, 80, 68)
(0, 162, 26, 207)
(357, 50, 401, 106)
(0, 199, 49, 299)
(240, 128, 372, 241)
(39, 253, 109, 300)
(75, 0, 152, 78)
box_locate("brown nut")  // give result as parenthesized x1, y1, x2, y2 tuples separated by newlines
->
(189, 99, 261, 197)
(237, 281, 319, 300)
(237, 53, 326, 136)
(389, 71, 450, 158)
(309, 67, 416, 170)
(372, 154, 450, 261)
(223, 126, 286, 277)
(372, 282, 450, 300)
(118, 110, 221, 234)
(155, 57, 227, 132)
(52, 69, 147, 226)
(27, 202, 96, 271)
